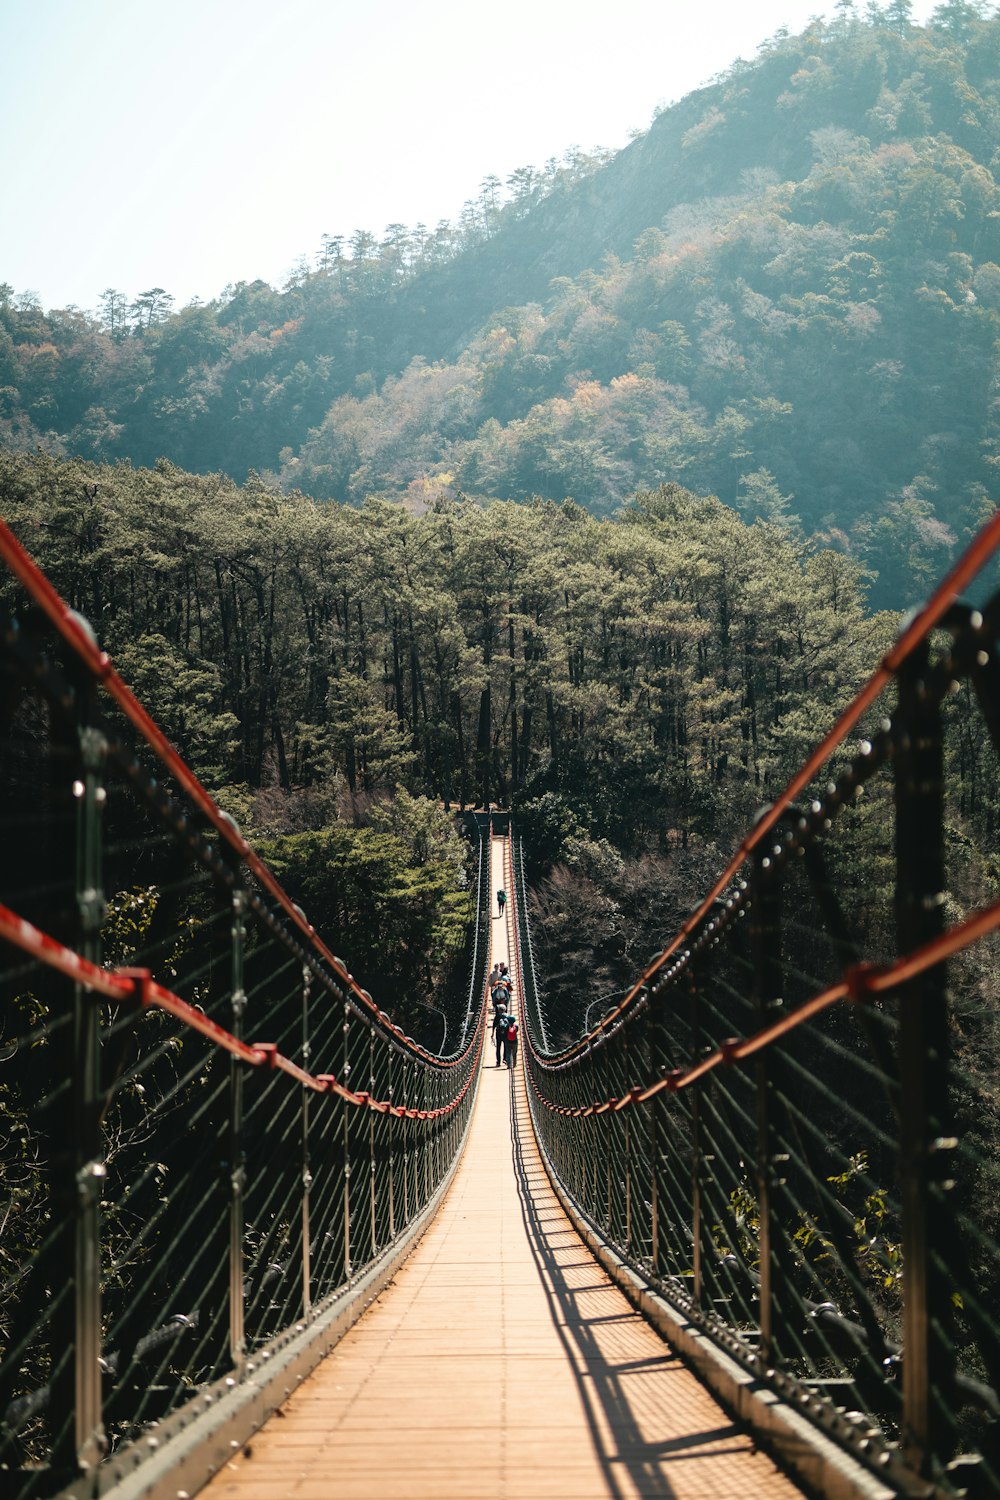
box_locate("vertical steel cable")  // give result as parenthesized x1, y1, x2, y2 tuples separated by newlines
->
(301, 957, 313, 1318)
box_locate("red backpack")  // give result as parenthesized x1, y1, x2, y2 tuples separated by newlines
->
(506, 1019, 518, 1041)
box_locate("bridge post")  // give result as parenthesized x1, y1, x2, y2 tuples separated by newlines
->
(427, 1071, 435, 1203)
(688, 968, 706, 1310)
(750, 827, 784, 1368)
(453, 1074, 459, 1179)
(592, 1041, 606, 1229)
(402, 1057, 411, 1223)
(422, 1069, 430, 1208)
(569, 1053, 579, 1202)
(446, 1072, 453, 1187)
(440, 1073, 446, 1195)
(623, 1024, 633, 1253)
(649, 986, 670, 1284)
(582, 1054, 590, 1212)
(565, 1054, 576, 1197)
(567, 1056, 577, 1201)
(368, 1025, 378, 1255)
(387, 1050, 397, 1240)
(301, 961, 313, 1319)
(439, 1072, 447, 1191)
(342, 1001, 352, 1280)
(581, 1043, 591, 1209)
(221, 828, 248, 1369)
(605, 1084, 613, 1235)
(895, 642, 949, 1475)
(51, 656, 108, 1477)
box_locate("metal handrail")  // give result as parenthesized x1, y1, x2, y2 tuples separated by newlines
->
(510, 505, 1000, 1498)
(0, 545, 491, 1498)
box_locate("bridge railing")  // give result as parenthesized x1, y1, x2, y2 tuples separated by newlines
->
(517, 511, 1000, 1499)
(512, 837, 548, 1053)
(0, 523, 490, 1499)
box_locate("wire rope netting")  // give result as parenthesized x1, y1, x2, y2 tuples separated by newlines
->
(517, 522, 1000, 1499)
(0, 532, 491, 1500)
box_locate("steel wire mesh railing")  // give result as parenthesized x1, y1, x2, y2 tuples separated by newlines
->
(0, 525, 491, 1499)
(517, 513, 1000, 1499)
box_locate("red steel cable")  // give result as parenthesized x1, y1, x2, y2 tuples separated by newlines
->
(0, 898, 479, 1120)
(0, 901, 132, 1001)
(529, 889, 1000, 1118)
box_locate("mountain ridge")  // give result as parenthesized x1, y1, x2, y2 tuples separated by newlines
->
(3, 7, 1000, 605)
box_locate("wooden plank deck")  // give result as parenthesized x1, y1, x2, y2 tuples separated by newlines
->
(203, 837, 804, 1499)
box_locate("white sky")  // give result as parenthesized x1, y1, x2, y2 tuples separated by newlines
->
(2, 0, 942, 315)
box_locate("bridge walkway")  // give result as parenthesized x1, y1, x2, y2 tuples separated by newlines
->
(203, 836, 803, 1499)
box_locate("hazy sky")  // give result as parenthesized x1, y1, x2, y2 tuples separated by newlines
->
(3, 0, 942, 315)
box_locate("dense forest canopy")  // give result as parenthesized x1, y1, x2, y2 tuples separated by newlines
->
(2, 5, 1000, 606)
(0, 451, 894, 829)
(4, 446, 998, 1036)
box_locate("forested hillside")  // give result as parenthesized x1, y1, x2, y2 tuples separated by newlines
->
(0, 450, 892, 827)
(3, 5, 1000, 604)
(4, 447, 999, 1038)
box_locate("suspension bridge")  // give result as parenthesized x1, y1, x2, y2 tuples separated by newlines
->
(2, 510, 1000, 1500)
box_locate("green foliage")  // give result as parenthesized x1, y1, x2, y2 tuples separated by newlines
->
(4, 446, 998, 1056)
(719, 1180, 761, 1269)
(0, 454, 917, 850)
(826, 1151, 904, 1304)
(709, 1154, 903, 1315)
(255, 796, 472, 1016)
(102, 886, 159, 966)
(513, 790, 592, 875)
(111, 636, 239, 788)
(2, 17, 1000, 601)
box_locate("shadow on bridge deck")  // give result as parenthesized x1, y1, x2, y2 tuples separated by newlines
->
(199, 838, 803, 1500)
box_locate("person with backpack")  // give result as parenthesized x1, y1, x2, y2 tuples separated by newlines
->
(491, 1007, 508, 1067)
(504, 1012, 519, 1069)
(496, 888, 506, 917)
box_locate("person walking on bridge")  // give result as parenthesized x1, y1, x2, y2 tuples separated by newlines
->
(492, 1008, 508, 1068)
(496, 887, 506, 917)
(504, 1012, 519, 1070)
